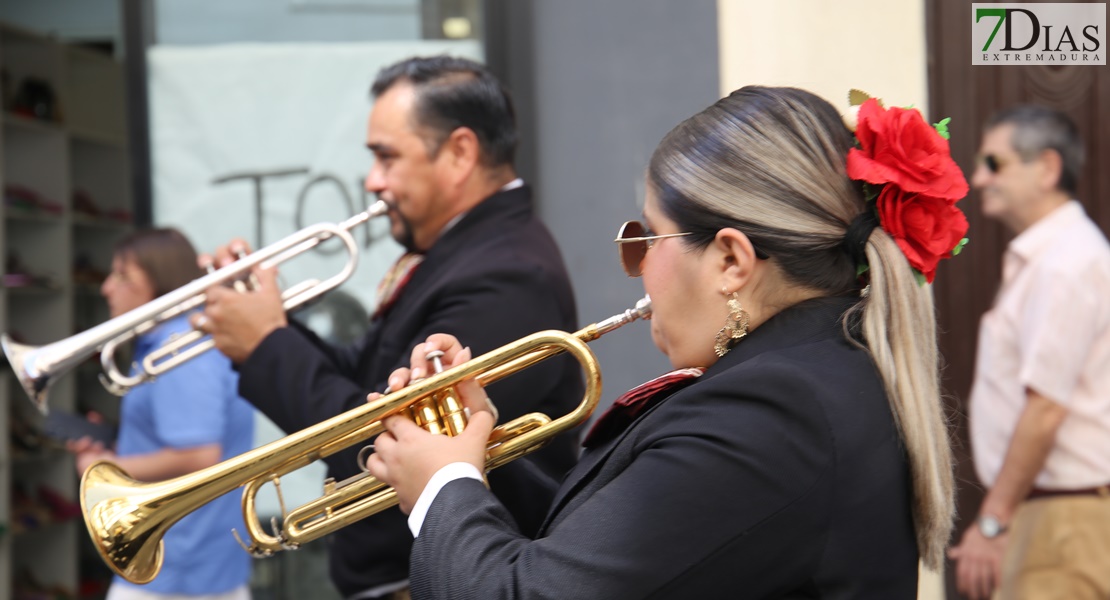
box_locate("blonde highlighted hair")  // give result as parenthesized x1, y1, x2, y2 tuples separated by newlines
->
(648, 86, 954, 568)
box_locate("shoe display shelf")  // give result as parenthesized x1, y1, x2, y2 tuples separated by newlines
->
(2, 21, 132, 600)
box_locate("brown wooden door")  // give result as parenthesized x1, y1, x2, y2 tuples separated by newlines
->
(926, 0, 1110, 596)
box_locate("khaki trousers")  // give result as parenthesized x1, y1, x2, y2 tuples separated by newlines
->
(998, 493, 1110, 599)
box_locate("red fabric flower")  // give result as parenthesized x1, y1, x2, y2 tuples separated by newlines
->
(847, 99, 969, 202)
(875, 186, 969, 283)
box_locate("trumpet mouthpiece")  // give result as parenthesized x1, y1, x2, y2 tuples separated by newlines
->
(592, 295, 652, 337)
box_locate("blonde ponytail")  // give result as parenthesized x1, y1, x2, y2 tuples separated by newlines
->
(861, 231, 954, 568)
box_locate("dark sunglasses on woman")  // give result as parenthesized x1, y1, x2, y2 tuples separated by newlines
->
(613, 221, 691, 278)
(614, 220, 767, 277)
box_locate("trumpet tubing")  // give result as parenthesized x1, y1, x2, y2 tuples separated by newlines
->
(81, 297, 651, 583)
(2, 201, 390, 413)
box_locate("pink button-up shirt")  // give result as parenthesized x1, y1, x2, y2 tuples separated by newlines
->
(970, 201, 1110, 489)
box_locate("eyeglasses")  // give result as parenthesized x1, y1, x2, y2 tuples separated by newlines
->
(614, 220, 691, 277)
(979, 153, 1009, 174)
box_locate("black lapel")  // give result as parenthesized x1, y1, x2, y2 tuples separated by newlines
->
(537, 296, 860, 534)
(403, 185, 533, 299)
(368, 185, 535, 327)
(357, 185, 535, 382)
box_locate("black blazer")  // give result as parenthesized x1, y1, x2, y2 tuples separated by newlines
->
(409, 297, 919, 600)
(237, 185, 583, 596)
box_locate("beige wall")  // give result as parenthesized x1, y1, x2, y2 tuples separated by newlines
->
(718, 0, 929, 116)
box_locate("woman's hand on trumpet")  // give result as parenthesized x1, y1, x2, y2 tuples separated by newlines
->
(67, 436, 115, 474)
(366, 335, 497, 514)
(193, 239, 288, 364)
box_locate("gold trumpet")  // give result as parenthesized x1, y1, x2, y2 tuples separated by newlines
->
(1, 201, 389, 413)
(81, 296, 651, 584)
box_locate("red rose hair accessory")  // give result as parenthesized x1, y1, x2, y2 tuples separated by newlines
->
(843, 90, 970, 284)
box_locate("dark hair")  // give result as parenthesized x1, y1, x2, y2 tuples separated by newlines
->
(371, 55, 517, 168)
(986, 105, 1085, 195)
(113, 228, 202, 297)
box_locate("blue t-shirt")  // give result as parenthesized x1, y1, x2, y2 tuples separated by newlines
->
(113, 314, 255, 595)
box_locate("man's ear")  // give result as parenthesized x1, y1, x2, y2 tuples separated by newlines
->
(438, 127, 482, 184)
(1037, 148, 1065, 193)
(714, 228, 758, 292)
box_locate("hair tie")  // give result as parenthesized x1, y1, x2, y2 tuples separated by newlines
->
(842, 210, 880, 268)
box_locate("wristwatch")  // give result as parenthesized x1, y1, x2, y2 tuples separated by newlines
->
(978, 514, 1008, 539)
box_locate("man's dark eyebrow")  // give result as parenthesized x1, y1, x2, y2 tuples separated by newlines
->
(366, 142, 392, 153)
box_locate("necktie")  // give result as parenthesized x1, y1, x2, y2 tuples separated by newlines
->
(372, 252, 424, 320)
(582, 367, 706, 447)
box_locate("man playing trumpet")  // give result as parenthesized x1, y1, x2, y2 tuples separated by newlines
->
(196, 56, 581, 600)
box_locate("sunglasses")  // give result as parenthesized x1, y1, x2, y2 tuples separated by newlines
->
(614, 221, 691, 277)
(979, 153, 1008, 174)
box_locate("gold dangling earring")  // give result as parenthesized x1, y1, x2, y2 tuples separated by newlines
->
(714, 290, 750, 358)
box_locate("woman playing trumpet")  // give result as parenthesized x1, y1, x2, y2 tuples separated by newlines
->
(368, 86, 967, 598)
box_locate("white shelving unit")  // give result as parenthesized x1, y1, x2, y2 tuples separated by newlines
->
(1, 21, 131, 600)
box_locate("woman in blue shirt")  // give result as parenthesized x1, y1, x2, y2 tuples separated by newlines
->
(68, 228, 255, 600)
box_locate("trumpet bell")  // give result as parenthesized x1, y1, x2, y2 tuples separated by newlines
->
(3, 334, 53, 414)
(81, 461, 166, 584)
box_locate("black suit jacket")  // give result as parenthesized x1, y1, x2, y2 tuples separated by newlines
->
(410, 297, 920, 600)
(237, 185, 583, 596)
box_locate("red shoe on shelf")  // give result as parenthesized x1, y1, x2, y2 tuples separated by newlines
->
(5, 183, 63, 216)
(72, 189, 102, 219)
(38, 485, 83, 522)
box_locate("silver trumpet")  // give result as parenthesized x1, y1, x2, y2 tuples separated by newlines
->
(2, 201, 390, 414)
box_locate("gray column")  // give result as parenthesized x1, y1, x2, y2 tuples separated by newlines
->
(487, 0, 720, 415)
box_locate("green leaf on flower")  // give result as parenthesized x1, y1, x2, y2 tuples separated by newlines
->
(848, 89, 872, 106)
(861, 182, 880, 203)
(934, 117, 952, 140)
(856, 263, 870, 277)
(914, 270, 928, 286)
(951, 237, 969, 256)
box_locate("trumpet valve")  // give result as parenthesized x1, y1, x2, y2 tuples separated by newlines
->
(435, 389, 468, 436)
(404, 397, 446, 435)
(425, 350, 468, 436)
(426, 350, 446, 371)
(399, 350, 469, 436)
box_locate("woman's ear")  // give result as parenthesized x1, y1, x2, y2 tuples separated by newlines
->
(713, 228, 758, 291)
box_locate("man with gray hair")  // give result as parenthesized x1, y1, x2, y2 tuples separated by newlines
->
(949, 105, 1110, 599)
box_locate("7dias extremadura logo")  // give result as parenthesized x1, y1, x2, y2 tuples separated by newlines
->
(973, 3, 1106, 65)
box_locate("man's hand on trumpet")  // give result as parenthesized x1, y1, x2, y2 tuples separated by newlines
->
(365, 335, 497, 514)
(192, 238, 288, 364)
